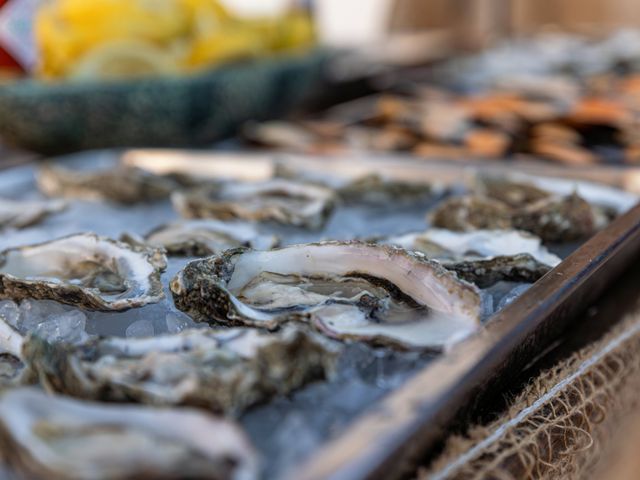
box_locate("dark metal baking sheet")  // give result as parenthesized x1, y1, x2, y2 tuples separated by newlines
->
(3, 149, 640, 479)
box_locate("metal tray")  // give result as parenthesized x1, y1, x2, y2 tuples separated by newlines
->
(3, 149, 640, 479)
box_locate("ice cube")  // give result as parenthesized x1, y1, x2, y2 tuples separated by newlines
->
(0, 300, 20, 329)
(34, 310, 89, 345)
(125, 319, 155, 338)
(165, 313, 191, 334)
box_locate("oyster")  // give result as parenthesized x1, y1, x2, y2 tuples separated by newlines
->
(0, 233, 166, 310)
(384, 229, 561, 287)
(512, 193, 600, 242)
(171, 242, 482, 350)
(274, 163, 443, 205)
(24, 325, 336, 414)
(138, 219, 278, 257)
(0, 197, 66, 230)
(478, 172, 638, 214)
(429, 195, 513, 231)
(172, 179, 336, 229)
(0, 387, 259, 480)
(37, 164, 177, 204)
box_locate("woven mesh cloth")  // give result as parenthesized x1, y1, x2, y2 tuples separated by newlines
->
(420, 313, 640, 480)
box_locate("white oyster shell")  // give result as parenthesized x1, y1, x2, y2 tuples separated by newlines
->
(172, 179, 336, 229)
(171, 242, 482, 350)
(0, 197, 66, 230)
(387, 229, 561, 266)
(0, 233, 166, 311)
(24, 325, 337, 414)
(143, 219, 278, 257)
(0, 387, 259, 480)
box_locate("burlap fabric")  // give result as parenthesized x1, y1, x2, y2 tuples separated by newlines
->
(420, 313, 640, 480)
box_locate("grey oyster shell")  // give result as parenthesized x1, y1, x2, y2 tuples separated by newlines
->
(172, 179, 337, 229)
(23, 325, 337, 414)
(0, 233, 166, 311)
(0, 197, 66, 230)
(170, 241, 482, 350)
(37, 164, 177, 204)
(384, 229, 561, 287)
(431, 192, 606, 243)
(140, 219, 278, 257)
(429, 195, 513, 231)
(511, 193, 600, 243)
(0, 387, 259, 480)
(274, 163, 444, 205)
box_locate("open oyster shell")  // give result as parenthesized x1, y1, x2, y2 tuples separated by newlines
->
(172, 179, 336, 229)
(0, 198, 66, 230)
(139, 219, 278, 257)
(0, 233, 166, 311)
(37, 164, 177, 204)
(0, 387, 259, 480)
(171, 242, 482, 350)
(384, 229, 561, 287)
(24, 325, 337, 414)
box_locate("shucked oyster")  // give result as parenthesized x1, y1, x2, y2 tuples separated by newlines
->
(0, 197, 66, 230)
(171, 242, 482, 350)
(0, 387, 259, 480)
(37, 164, 177, 204)
(25, 325, 336, 414)
(172, 179, 336, 229)
(0, 233, 166, 310)
(384, 229, 561, 287)
(135, 219, 278, 257)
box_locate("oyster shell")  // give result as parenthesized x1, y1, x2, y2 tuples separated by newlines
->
(0, 387, 259, 480)
(429, 195, 513, 231)
(512, 193, 599, 242)
(0, 233, 166, 310)
(24, 325, 337, 414)
(385, 229, 561, 287)
(37, 164, 177, 204)
(170, 242, 482, 350)
(0, 197, 66, 230)
(274, 163, 443, 205)
(139, 219, 278, 257)
(172, 179, 336, 229)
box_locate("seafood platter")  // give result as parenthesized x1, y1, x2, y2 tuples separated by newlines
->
(0, 148, 638, 479)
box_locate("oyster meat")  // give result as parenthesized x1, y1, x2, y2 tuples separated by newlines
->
(0, 233, 166, 310)
(25, 325, 337, 414)
(0, 387, 259, 480)
(172, 179, 336, 229)
(138, 219, 278, 257)
(385, 229, 561, 287)
(37, 164, 177, 204)
(0, 197, 66, 230)
(171, 242, 482, 350)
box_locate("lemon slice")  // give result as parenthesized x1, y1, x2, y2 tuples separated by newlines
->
(68, 40, 180, 80)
